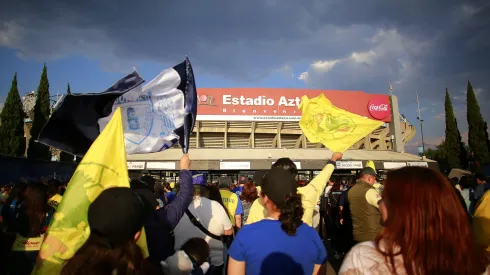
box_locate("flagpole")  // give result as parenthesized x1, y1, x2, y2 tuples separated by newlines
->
(416, 92, 426, 159)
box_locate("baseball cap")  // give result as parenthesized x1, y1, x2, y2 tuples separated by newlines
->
(360, 167, 377, 177)
(238, 175, 248, 184)
(261, 167, 298, 205)
(88, 187, 153, 247)
(252, 170, 268, 187)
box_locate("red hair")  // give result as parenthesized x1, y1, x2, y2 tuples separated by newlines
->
(240, 182, 258, 203)
(376, 167, 489, 275)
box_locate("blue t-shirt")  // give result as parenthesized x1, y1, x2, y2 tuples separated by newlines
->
(235, 195, 243, 215)
(228, 219, 327, 275)
(165, 192, 177, 205)
(232, 186, 243, 197)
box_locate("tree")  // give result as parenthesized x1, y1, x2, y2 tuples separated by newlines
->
(466, 81, 490, 163)
(67, 82, 71, 95)
(444, 88, 460, 169)
(0, 73, 26, 157)
(456, 119, 468, 169)
(27, 64, 52, 160)
(485, 122, 490, 156)
(425, 141, 450, 173)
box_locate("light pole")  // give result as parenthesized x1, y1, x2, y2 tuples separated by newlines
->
(416, 92, 425, 159)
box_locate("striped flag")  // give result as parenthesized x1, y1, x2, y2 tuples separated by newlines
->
(38, 58, 197, 155)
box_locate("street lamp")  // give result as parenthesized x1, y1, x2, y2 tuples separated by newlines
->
(416, 92, 425, 159)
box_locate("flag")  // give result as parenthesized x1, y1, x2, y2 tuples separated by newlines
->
(38, 57, 197, 155)
(34, 108, 149, 274)
(366, 160, 376, 174)
(98, 57, 197, 154)
(298, 93, 384, 152)
(38, 72, 144, 156)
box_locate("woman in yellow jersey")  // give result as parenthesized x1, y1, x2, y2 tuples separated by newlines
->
(246, 152, 343, 226)
(8, 182, 54, 275)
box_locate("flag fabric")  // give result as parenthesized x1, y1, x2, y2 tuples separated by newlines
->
(38, 57, 197, 156)
(98, 57, 197, 154)
(298, 93, 384, 152)
(34, 108, 149, 274)
(365, 160, 376, 173)
(38, 72, 144, 156)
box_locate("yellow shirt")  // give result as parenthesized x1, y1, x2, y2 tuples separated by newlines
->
(47, 194, 63, 210)
(246, 163, 335, 226)
(473, 191, 490, 252)
(219, 189, 240, 226)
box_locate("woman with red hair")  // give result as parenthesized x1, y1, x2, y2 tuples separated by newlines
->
(339, 166, 489, 275)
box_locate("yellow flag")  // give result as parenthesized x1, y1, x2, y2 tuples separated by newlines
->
(473, 191, 490, 252)
(299, 94, 384, 152)
(365, 160, 376, 174)
(34, 108, 149, 274)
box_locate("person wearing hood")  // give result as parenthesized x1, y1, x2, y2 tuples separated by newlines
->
(130, 154, 193, 267)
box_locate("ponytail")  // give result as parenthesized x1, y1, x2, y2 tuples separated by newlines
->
(279, 193, 304, 236)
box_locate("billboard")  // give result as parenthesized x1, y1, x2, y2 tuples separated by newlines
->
(196, 88, 392, 122)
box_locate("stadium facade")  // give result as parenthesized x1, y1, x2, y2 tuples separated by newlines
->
(126, 88, 436, 181)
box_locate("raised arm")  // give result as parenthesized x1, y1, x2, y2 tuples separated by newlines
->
(157, 154, 193, 229)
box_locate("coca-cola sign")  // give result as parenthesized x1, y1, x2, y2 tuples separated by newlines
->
(368, 97, 391, 120)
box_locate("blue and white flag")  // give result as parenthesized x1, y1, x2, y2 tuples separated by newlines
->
(98, 58, 197, 154)
(38, 58, 197, 156)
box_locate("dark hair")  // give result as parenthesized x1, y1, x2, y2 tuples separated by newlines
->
(181, 238, 210, 266)
(475, 173, 487, 182)
(377, 167, 489, 275)
(153, 182, 164, 198)
(206, 185, 228, 214)
(193, 185, 209, 198)
(218, 177, 233, 189)
(47, 178, 61, 197)
(240, 182, 258, 203)
(272, 158, 298, 176)
(61, 233, 157, 275)
(278, 193, 303, 236)
(19, 182, 49, 237)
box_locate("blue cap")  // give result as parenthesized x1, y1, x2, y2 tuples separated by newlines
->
(192, 173, 207, 186)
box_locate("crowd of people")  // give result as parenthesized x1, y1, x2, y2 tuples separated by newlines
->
(0, 152, 489, 275)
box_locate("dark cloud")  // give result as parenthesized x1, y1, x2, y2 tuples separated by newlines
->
(1, 0, 489, 150)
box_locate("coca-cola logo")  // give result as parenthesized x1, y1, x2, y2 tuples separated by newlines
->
(368, 97, 390, 120)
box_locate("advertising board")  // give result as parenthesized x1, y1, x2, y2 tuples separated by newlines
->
(196, 88, 392, 122)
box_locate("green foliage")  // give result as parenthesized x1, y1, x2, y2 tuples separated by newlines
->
(485, 122, 490, 155)
(0, 73, 26, 157)
(455, 119, 468, 169)
(466, 81, 490, 163)
(27, 64, 52, 160)
(425, 141, 451, 173)
(444, 88, 461, 168)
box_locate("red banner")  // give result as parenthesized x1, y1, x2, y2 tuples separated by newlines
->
(196, 88, 392, 122)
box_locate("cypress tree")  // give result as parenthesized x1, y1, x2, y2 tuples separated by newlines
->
(485, 122, 490, 156)
(0, 73, 26, 157)
(456, 119, 468, 169)
(466, 81, 489, 163)
(27, 64, 52, 160)
(59, 83, 73, 162)
(444, 88, 460, 168)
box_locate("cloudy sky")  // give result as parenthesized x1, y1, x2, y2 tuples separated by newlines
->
(0, 0, 489, 154)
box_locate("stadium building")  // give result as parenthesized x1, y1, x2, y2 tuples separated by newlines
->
(126, 88, 436, 182)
